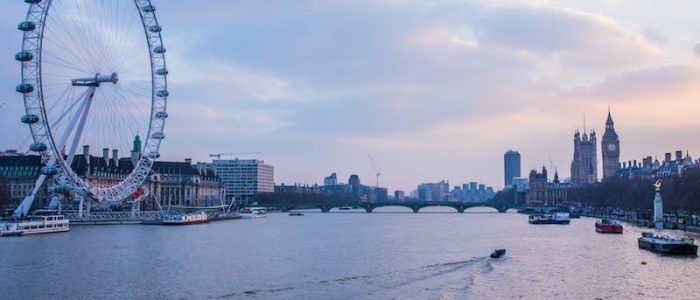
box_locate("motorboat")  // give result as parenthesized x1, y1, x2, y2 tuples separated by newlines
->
(595, 219, 623, 233)
(288, 212, 304, 216)
(490, 249, 506, 258)
(0, 214, 70, 237)
(638, 232, 697, 255)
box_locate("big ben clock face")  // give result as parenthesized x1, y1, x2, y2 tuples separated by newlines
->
(607, 144, 617, 152)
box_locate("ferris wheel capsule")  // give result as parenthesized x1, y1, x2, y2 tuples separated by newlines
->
(149, 25, 162, 33)
(16, 83, 34, 93)
(15, 51, 33, 62)
(29, 142, 47, 152)
(21, 113, 40, 124)
(41, 166, 59, 176)
(17, 21, 36, 31)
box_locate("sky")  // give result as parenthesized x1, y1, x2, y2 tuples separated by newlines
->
(1, 0, 700, 193)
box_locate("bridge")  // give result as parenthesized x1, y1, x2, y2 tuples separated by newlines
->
(269, 201, 516, 213)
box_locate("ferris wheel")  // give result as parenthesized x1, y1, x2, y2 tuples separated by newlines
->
(14, 0, 169, 217)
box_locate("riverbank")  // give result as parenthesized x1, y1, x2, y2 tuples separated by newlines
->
(583, 212, 700, 234)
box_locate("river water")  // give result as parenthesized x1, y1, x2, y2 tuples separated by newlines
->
(2, 207, 700, 299)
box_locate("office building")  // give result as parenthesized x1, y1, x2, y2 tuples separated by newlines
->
(212, 159, 274, 203)
(504, 150, 521, 187)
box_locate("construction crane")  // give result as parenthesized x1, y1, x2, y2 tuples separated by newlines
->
(209, 152, 261, 160)
(368, 154, 382, 188)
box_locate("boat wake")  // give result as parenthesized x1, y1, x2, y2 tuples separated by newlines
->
(208, 257, 494, 299)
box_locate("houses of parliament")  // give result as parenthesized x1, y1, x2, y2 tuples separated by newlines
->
(571, 109, 620, 185)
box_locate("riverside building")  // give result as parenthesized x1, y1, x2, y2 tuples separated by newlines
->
(0, 136, 225, 214)
(211, 159, 274, 204)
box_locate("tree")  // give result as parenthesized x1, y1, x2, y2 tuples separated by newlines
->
(566, 167, 700, 214)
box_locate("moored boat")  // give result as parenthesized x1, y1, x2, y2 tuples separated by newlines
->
(0, 214, 70, 237)
(240, 207, 266, 219)
(528, 212, 570, 225)
(162, 211, 209, 225)
(638, 232, 697, 255)
(288, 212, 304, 216)
(596, 219, 623, 233)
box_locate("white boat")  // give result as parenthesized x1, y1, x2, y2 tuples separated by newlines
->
(0, 215, 70, 237)
(528, 212, 570, 225)
(240, 207, 266, 219)
(638, 232, 698, 255)
(162, 211, 209, 225)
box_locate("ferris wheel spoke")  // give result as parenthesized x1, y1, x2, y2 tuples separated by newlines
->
(43, 27, 94, 72)
(45, 6, 96, 71)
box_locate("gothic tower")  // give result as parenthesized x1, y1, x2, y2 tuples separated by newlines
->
(601, 109, 620, 180)
(571, 128, 598, 185)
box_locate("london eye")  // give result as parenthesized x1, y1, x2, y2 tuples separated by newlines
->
(14, 0, 169, 216)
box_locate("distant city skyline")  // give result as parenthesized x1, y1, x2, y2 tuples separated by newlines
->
(1, 1, 700, 192)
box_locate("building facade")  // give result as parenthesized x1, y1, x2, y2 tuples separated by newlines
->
(504, 150, 521, 187)
(616, 150, 696, 180)
(394, 190, 405, 201)
(0, 139, 226, 214)
(601, 110, 620, 180)
(323, 173, 338, 186)
(417, 181, 450, 201)
(525, 167, 569, 206)
(148, 161, 225, 209)
(212, 159, 274, 203)
(571, 129, 597, 185)
(0, 155, 49, 213)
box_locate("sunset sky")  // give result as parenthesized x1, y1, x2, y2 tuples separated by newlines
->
(1, 0, 700, 192)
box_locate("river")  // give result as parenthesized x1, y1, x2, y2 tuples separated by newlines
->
(2, 207, 700, 299)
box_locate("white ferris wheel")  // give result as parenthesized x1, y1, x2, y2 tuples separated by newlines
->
(14, 0, 169, 217)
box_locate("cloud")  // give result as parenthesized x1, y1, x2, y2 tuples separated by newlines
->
(570, 64, 700, 102)
(472, 5, 660, 66)
(1, 1, 700, 191)
(695, 40, 700, 57)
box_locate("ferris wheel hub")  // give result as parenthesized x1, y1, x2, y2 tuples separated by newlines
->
(71, 72, 118, 87)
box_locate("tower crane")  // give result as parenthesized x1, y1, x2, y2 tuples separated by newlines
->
(368, 154, 382, 188)
(209, 152, 261, 160)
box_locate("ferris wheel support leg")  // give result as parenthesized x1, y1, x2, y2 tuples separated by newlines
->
(65, 87, 96, 168)
(13, 174, 47, 217)
(12, 88, 96, 218)
(78, 195, 84, 218)
(131, 201, 141, 217)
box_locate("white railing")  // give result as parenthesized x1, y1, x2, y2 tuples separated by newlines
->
(63, 211, 163, 222)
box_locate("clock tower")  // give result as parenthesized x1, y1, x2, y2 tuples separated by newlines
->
(602, 109, 620, 180)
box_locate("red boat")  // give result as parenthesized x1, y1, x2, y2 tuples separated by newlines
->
(595, 219, 623, 233)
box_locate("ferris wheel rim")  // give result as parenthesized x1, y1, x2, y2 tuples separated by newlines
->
(17, 0, 169, 203)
